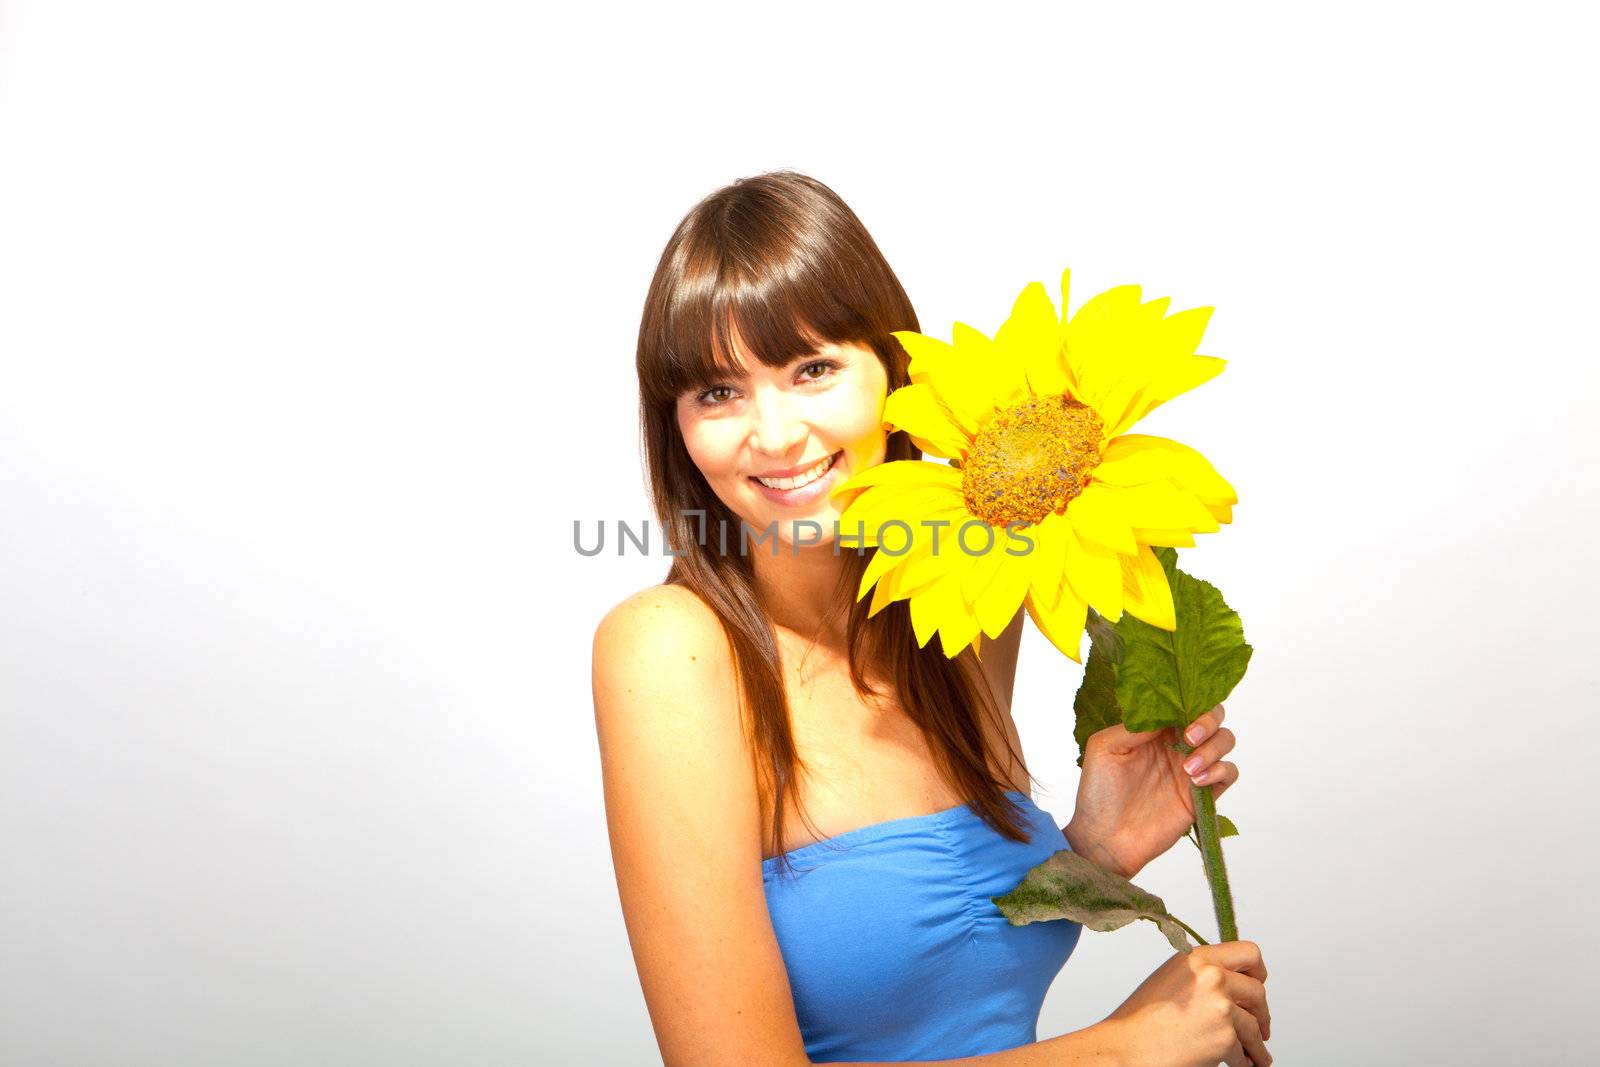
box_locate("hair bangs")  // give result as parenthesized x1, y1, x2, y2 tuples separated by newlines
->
(640, 220, 880, 411)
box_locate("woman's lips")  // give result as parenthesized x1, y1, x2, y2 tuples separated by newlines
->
(747, 450, 844, 509)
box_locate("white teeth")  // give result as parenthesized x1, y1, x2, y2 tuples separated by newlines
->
(755, 453, 835, 490)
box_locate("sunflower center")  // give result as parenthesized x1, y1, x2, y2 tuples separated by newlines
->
(961, 394, 1104, 528)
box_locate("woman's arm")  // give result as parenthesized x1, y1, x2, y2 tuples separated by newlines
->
(976, 606, 1027, 714)
(1062, 820, 1138, 880)
(593, 585, 810, 1066)
(593, 587, 1130, 1067)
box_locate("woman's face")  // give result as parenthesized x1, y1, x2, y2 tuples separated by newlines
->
(675, 336, 889, 547)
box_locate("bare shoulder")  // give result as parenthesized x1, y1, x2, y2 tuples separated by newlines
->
(591, 582, 741, 781)
(592, 585, 738, 725)
(591, 584, 806, 1064)
(593, 583, 727, 665)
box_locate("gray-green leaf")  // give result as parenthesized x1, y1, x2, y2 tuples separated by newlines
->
(993, 848, 1201, 954)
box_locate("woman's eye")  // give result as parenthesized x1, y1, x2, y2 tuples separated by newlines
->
(694, 361, 836, 407)
(799, 359, 839, 382)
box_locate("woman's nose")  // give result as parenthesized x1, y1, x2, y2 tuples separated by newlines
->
(748, 387, 806, 456)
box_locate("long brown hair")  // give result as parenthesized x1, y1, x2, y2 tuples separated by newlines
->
(634, 170, 1033, 876)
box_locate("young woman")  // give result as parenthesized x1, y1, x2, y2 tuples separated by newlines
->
(592, 170, 1272, 1066)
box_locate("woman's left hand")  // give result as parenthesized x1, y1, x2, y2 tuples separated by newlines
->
(1063, 703, 1238, 881)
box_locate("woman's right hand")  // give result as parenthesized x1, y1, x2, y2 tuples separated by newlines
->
(1098, 940, 1272, 1067)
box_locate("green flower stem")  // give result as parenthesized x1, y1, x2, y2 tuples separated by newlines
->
(1177, 738, 1238, 942)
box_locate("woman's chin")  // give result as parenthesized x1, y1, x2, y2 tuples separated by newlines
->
(720, 499, 848, 555)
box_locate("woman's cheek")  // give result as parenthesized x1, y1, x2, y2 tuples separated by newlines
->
(681, 425, 742, 502)
(840, 395, 888, 465)
(845, 427, 886, 471)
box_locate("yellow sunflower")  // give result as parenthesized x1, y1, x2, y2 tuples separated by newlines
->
(831, 269, 1237, 662)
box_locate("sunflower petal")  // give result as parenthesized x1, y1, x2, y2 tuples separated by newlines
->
(1158, 305, 1214, 356)
(939, 622, 982, 660)
(1026, 513, 1071, 611)
(877, 545, 953, 609)
(1131, 527, 1197, 548)
(895, 330, 959, 382)
(910, 569, 963, 649)
(1139, 295, 1173, 321)
(858, 536, 920, 600)
(1089, 446, 1181, 487)
(961, 538, 1007, 606)
(883, 382, 971, 461)
(868, 569, 899, 617)
(1062, 523, 1124, 622)
(1099, 435, 1237, 511)
(992, 282, 1058, 406)
(1025, 582, 1088, 663)
(831, 458, 960, 501)
(892, 534, 963, 595)
(855, 506, 967, 599)
(1121, 544, 1176, 630)
(839, 484, 965, 540)
(1076, 282, 1144, 322)
(1061, 287, 1169, 428)
(1049, 267, 1075, 399)
(974, 546, 1033, 639)
(1107, 356, 1227, 438)
(895, 327, 999, 435)
(1065, 484, 1139, 555)
(1093, 482, 1220, 535)
(1057, 283, 1226, 440)
(936, 578, 984, 658)
(1026, 335, 1074, 398)
(950, 320, 1015, 402)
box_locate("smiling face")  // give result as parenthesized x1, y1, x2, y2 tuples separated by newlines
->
(675, 336, 889, 547)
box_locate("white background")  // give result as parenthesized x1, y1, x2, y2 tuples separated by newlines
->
(2, 2, 1596, 1064)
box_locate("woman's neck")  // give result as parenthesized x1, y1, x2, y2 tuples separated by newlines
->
(751, 539, 854, 647)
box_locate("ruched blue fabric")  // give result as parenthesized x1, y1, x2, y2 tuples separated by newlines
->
(762, 790, 1082, 1063)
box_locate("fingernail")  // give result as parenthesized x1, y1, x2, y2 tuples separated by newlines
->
(1183, 756, 1203, 774)
(1186, 726, 1205, 745)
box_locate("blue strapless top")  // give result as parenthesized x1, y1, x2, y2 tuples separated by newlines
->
(762, 790, 1082, 1063)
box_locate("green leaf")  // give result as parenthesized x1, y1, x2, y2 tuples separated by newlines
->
(1084, 604, 1125, 662)
(1072, 618, 1125, 768)
(993, 848, 1201, 953)
(1186, 815, 1238, 853)
(1112, 547, 1253, 733)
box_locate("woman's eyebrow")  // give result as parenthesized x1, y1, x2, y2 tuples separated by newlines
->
(768, 351, 838, 372)
(695, 350, 824, 388)
(685, 364, 745, 393)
